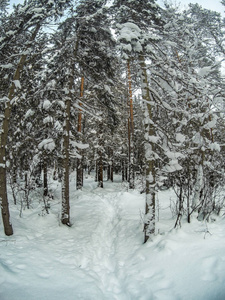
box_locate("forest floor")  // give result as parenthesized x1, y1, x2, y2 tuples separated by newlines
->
(0, 173, 225, 300)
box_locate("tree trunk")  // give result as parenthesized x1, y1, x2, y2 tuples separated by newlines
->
(110, 160, 114, 182)
(76, 76, 84, 190)
(61, 97, 71, 226)
(43, 158, 48, 197)
(24, 171, 30, 209)
(95, 159, 98, 182)
(107, 147, 113, 182)
(61, 74, 73, 226)
(174, 177, 184, 228)
(187, 169, 191, 223)
(121, 159, 125, 182)
(0, 24, 40, 236)
(61, 40, 79, 225)
(139, 55, 156, 243)
(127, 59, 135, 189)
(107, 165, 111, 181)
(98, 157, 103, 188)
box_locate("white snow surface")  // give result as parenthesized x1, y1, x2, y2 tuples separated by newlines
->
(38, 138, 55, 151)
(0, 173, 225, 300)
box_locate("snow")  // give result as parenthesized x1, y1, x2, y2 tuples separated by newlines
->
(164, 159, 183, 172)
(0, 63, 14, 69)
(43, 116, 53, 124)
(0, 174, 225, 300)
(166, 151, 184, 159)
(70, 141, 89, 149)
(6, 30, 15, 36)
(209, 142, 221, 152)
(117, 22, 143, 53)
(198, 66, 212, 77)
(148, 135, 160, 143)
(176, 133, 186, 143)
(13, 80, 21, 89)
(42, 100, 52, 110)
(24, 109, 35, 119)
(38, 138, 55, 151)
(0, 96, 9, 103)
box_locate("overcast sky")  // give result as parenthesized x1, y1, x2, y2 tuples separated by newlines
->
(157, 0, 224, 14)
(9, 0, 225, 15)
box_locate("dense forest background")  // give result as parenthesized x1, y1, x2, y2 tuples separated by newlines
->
(0, 0, 225, 242)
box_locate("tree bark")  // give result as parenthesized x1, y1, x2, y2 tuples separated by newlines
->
(139, 54, 156, 243)
(61, 97, 71, 225)
(98, 156, 103, 188)
(110, 159, 114, 182)
(127, 59, 135, 189)
(61, 39, 79, 225)
(43, 158, 48, 197)
(76, 76, 84, 190)
(121, 158, 125, 182)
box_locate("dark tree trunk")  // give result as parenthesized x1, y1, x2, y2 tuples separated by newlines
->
(107, 164, 110, 181)
(95, 160, 98, 182)
(76, 76, 84, 190)
(98, 156, 103, 188)
(121, 159, 125, 182)
(76, 157, 83, 189)
(110, 162, 113, 182)
(61, 99, 71, 225)
(43, 159, 48, 197)
(0, 168, 13, 236)
(127, 59, 135, 189)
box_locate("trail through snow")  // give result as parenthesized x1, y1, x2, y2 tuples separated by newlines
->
(0, 174, 225, 300)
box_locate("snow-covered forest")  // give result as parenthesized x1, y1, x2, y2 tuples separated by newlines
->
(1, 0, 225, 299)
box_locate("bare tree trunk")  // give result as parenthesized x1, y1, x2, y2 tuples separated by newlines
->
(24, 171, 30, 209)
(98, 156, 103, 188)
(107, 147, 113, 182)
(76, 76, 84, 190)
(42, 158, 50, 214)
(187, 173, 191, 223)
(110, 159, 114, 182)
(121, 158, 125, 182)
(174, 177, 184, 228)
(107, 164, 110, 181)
(94, 159, 97, 182)
(127, 59, 135, 189)
(96, 114, 104, 188)
(0, 25, 40, 236)
(43, 158, 48, 197)
(61, 97, 71, 226)
(61, 39, 80, 225)
(139, 55, 156, 243)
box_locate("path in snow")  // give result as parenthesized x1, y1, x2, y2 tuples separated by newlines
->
(69, 180, 145, 299)
(0, 174, 225, 300)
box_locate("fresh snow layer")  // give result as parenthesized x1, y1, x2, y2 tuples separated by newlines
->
(0, 173, 225, 300)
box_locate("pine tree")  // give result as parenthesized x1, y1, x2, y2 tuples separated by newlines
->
(0, 0, 72, 235)
(160, 3, 225, 225)
(113, 0, 164, 241)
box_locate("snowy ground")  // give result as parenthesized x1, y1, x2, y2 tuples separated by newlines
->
(0, 173, 225, 300)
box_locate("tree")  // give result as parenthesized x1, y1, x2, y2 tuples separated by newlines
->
(0, 0, 72, 235)
(75, 0, 118, 187)
(76, 76, 84, 189)
(159, 3, 225, 225)
(113, 0, 164, 241)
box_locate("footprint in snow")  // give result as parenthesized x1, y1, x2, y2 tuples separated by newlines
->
(16, 264, 27, 270)
(201, 256, 218, 282)
(37, 272, 50, 279)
